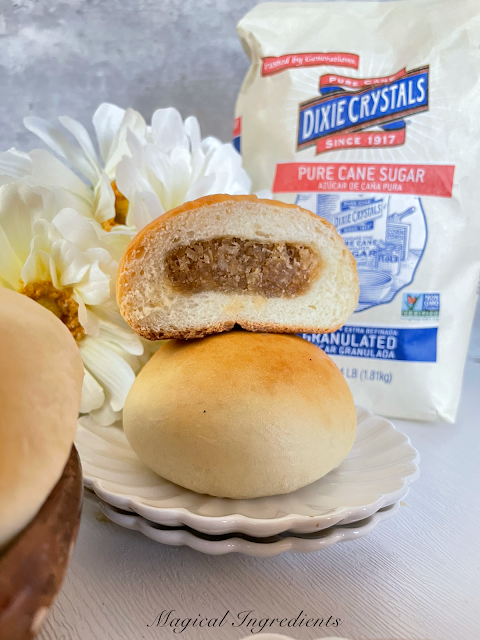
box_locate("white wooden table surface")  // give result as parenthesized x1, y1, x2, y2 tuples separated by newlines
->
(39, 314, 480, 640)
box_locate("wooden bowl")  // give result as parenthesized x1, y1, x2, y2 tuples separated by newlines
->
(0, 446, 83, 640)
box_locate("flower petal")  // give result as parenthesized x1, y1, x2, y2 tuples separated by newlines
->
(143, 146, 170, 202)
(89, 402, 122, 427)
(92, 103, 127, 164)
(192, 170, 231, 196)
(203, 144, 251, 194)
(169, 147, 193, 194)
(130, 191, 160, 230)
(104, 108, 147, 177)
(103, 341, 143, 373)
(204, 143, 242, 176)
(145, 145, 192, 209)
(116, 156, 164, 226)
(184, 173, 216, 202)
(115, 155, 151, 199)
(0, 148, 32, 180)
(0, 223, 22, 288)
(94, 306, 144, 355)
(79, 336, 136, 412)
(48, 252, 61, 289)
(184, 116, 202, 154)
(231, 171, 252, 194)
(73, 293, 100, 336)
(0, 183, 44, 261)
(24, 116, 99, 185)
(29, 149, 93, 203)
(51, 238, 91, 286)
(31, 217, 63, 245)
(27, 182, 94, 220)
(190, 148, 207, 184)
(73, 261, 111, 305)
(151, 108, 188, 152)
(100, 229, 134, 260)
(94, 173, 116, 223)
(85, 246, 117, 273)
(80, 366, 105, 413)
(52, 208, 100, 252)
(58, 115, 101, 179)
(20, 236, 54, 285)
(0, 176, 16, 187)
(201, 136, 223, 158)
(125, 129, 146, 171)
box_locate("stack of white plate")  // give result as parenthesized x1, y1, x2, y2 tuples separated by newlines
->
(76, 407, 419, 557)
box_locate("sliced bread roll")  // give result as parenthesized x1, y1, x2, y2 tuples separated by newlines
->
(117, 195, 359, 340)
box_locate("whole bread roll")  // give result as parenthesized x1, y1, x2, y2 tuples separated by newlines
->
(124, 331, 356, 499)
(0, 289, 84, 549)
(117, 194, 359, 340)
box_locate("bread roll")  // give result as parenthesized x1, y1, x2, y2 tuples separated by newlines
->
(0, 289, 84, 549)
(123, 331, 356, 499)
(117, 195, 358, 340)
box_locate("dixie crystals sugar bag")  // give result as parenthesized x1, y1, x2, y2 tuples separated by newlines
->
(235, 0, 480, 422)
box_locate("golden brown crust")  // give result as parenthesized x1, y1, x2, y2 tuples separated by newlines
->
(135, 321, 236, 341)
(134, 319, 344, 341)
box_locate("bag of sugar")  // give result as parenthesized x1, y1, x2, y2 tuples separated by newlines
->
(235, 0, 480, 422)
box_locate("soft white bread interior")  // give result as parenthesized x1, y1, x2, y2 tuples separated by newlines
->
(117, 195, 358, 340)
(123, 331, 357, 499)
(0, 289, 84, 550)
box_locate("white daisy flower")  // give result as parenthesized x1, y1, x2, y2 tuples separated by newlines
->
(0, 181, 149, 426)
(0, 104, 263, 430)
(115, 107, 252, 230)
(0, 104, 146, 234)
(0, 104, 254, 235)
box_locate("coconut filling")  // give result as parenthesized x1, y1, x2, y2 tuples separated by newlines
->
(164, 237, 323, 297)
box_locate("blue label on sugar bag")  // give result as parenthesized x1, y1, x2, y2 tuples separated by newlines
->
(302, 325, 437, 362)
(297, 67, 429, 149)
(295, 193, 427, 312)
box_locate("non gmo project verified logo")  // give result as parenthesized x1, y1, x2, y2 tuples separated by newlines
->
(401, 293, 440, 318)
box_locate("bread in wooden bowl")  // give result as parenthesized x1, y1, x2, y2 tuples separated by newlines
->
(0, 288, 84, 551)
(0, 446, 83, 640)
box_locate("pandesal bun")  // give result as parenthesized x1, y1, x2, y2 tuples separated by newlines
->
(123, 331, 356, 499)
(0, 289, 84, 549)
(117, 195, 359, 340)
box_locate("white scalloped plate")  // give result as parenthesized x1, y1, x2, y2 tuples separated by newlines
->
(98, 500, 399, 556)
(76, 406, 419, 536)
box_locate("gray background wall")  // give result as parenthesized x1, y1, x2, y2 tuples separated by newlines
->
(0, 0, 266, 151)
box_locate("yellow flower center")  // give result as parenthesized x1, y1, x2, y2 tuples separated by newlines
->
(20, 281, 85, 342)
(102, 180, 129, 231)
